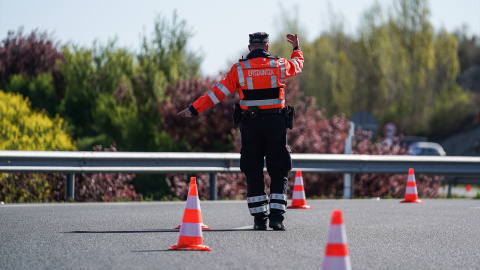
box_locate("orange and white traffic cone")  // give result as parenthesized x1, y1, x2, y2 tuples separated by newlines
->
(169, 177, 212, 251)
(175, 177, 210, 230)
(322, 209, 351, 270)
(287, 170, 312, 209)
(400, 168, 423, 203)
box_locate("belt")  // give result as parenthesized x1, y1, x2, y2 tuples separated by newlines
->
(256, 108, 284, 114)
(240, 108, 285, 120)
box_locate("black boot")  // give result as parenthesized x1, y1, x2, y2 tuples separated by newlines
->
(268, 220, 285, 231)
(269, 214, 285, 231)
(253, 216, 267, 230)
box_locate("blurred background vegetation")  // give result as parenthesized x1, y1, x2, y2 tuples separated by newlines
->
(1, 0, 479, 202)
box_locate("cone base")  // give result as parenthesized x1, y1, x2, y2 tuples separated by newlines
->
(169, 244, 212, 251)
(175, 224, 211, 230)
(400, 199, 423, 203)
(287, 205, 313, 209)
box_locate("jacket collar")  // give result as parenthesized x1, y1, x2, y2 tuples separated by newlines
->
(246, 49, 271, 59)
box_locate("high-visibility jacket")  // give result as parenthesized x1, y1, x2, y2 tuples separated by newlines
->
(190, 48, 304, 114)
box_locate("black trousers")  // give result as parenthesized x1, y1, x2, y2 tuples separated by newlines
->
(240, 113, 292, 221)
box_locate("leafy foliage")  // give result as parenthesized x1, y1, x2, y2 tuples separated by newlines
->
(0, 28, 65, 116)
(0, 28, 63, 80)
(269, 0, 477, 139)
(2, 73, 58, 116)
(454, 26, 480, 73)
(0, 90, 75, 151)
(161, 76, 237, 152)
(58, 13, 200, 152)
(0, 173, 52, 203)
(164, 81, 440, 199)
(166, 173, 247, 200)
(59, 42, 135, 148)
(350, 129, 441, 198)
(0, 144, 141, 203)
(2, 5, 463, 201)
(73, 145, 141, 202)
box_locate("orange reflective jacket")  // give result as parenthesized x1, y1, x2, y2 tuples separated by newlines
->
(192, 48, 304, 113)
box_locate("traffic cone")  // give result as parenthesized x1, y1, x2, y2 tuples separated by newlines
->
(322, 209, 351, 270)
(175, 178, 210, 230)
(400, 168, 423, 203)
(169, 177, 212, 251)
(287, 170, 312, 209)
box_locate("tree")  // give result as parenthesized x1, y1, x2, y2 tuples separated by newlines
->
(269, 4, 356, 118)
(0, 28, 63, 81)
(283, 0, 476, 139)
(353, 2, 407, 118)
(0, 28, 64, 116)
(455, 28, 480, 73)
(58, 12, 201, 151)
(426, 30, 477, 139)
(58, 41, 133, 147)
(301, 36, 356, 117)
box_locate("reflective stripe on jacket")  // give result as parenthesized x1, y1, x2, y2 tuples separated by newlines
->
(192, 48, 304, 113)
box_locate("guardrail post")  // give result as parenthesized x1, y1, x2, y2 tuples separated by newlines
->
(209, 173, 217, 200)
(447, 178, 454, 198)
(65, 173, 75, 201)
(343, 121, 355, 199)
(343, 173, 353, 199)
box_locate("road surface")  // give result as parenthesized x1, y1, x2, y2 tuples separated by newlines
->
(1, 199, 479, 269)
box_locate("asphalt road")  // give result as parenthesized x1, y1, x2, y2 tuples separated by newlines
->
(1, 199, 479, 270)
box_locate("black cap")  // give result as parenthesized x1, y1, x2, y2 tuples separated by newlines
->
(249, 32, 269, 44)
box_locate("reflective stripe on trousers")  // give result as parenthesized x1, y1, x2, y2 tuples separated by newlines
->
(247, 194, 269, 215)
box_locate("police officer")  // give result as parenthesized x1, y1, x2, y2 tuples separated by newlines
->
(178, 32, 304, 230)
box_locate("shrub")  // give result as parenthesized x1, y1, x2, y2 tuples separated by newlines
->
(2, 73, 59, 117)
(0, 28, 65, 115)
(0, 90, 75, 151)
(349, 129, 442, 199)
(164, 80, 441, 200)
(0, 28, 63, 81)
(166, 173, 247, 200)
(0, 173, 52, 203)
(73, 144, 142, 202)
(161, 76, 238, 152)
(0, 144, 142, 203)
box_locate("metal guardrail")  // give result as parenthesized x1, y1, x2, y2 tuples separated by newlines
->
(1, 151, 480, 199)
(0, 151, 241, 173)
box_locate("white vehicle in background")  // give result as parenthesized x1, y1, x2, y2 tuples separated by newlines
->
(408, 142, 446, 156)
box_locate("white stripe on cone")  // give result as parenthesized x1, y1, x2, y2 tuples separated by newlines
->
(294, 175, 303, 185)
(185, 194, 201, 210)
(327, 225, 347, 244)
(405, 186, 418, 194)
(292, 191, 306, 200)
(179, 222, 203, 237)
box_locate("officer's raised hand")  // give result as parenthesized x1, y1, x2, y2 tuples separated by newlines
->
(286, 34, 299, 48)
(177, 108, 193, 118)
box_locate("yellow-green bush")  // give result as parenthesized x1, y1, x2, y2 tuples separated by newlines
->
(0, 90, 77, 203)
(1, 173, 51, 203)
(0, 90, 76, 151)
